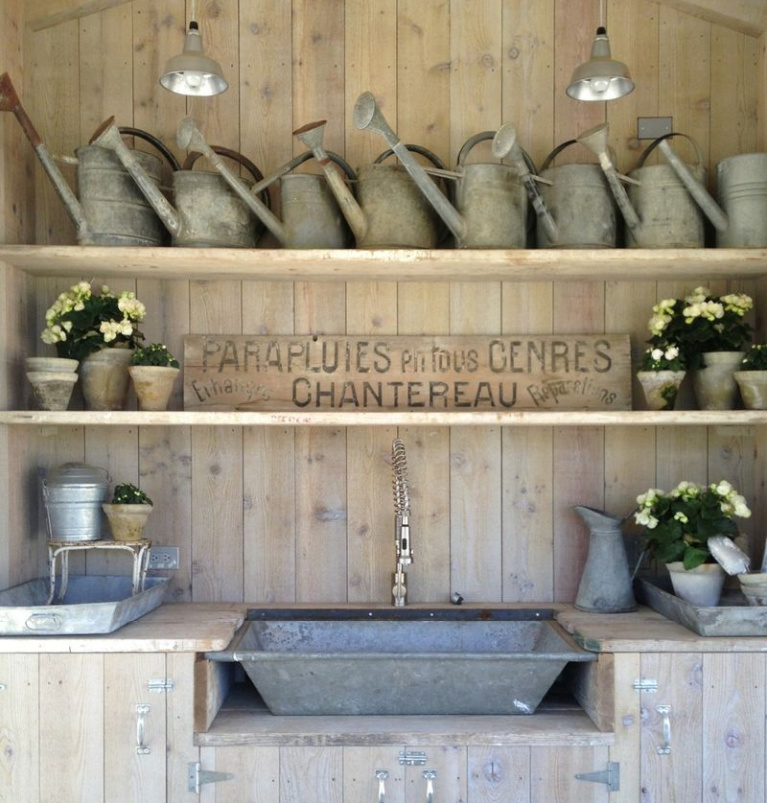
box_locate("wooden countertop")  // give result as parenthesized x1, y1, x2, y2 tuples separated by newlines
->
(556, 606, 767, 652)
(0, 603, 247, 653)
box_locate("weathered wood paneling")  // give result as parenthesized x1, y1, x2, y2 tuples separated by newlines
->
(10, 0, 763, 604)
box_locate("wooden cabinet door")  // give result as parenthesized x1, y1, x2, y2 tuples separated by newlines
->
(640, 652, 766, 803)
(0, 655, 39, 803)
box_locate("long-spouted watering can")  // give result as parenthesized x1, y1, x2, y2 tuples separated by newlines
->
(176, 117, 353, 249)
(0, 72, 171, 246)
(535, 138, 618, 248)
(295, 118, 449, 249)
(577, 122, 767, 247)
(91, 116, 268, 248)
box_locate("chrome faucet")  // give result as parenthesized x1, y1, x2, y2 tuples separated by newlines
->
(391, 438, 412, 606)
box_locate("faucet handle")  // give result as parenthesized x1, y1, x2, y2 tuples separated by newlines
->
(375, 770, 389, 803)
(392, 567, 407, 607)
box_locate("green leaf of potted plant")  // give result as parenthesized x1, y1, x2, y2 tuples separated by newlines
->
(128, 343, 180, 411)
(634, 480, 751, 606)
(734, 344, 767, 409)
(102, 482, 154, 542)
(635, 342, 686, 410)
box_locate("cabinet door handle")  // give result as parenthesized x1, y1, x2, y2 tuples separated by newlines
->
(656, 704, 672, 755)
(376, 770, 388, 803)
(423, 770, 436, 803)
(136, 704, 151, 755)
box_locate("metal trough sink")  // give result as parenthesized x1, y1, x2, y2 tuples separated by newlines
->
(207, 607, 596, 716)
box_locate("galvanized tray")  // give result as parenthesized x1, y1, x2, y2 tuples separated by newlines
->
(0, 575, 168, 635)
(636, 576, 767, 636)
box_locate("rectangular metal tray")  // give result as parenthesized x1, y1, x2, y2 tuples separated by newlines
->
(636, 576, 767, 636)
(0, 575, 168, 635)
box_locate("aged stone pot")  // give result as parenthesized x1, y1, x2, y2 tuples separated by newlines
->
(128, 365, 180, 411)
(692, 351, 745, 410)
(666, 561, 725, 606)
(636, 370, 686, 410)
(102, 503, 153, 542)
(79, 347, 134, 411)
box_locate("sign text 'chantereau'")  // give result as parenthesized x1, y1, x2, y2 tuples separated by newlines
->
(183, 335, 632, 411)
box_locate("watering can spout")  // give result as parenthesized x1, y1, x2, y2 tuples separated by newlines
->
(0, 71, 92, 243)
(294, 119, 369, 243)
(352, 92, 468, 244)
(577, 122, 641, 231)
(90, 115, 182, 238)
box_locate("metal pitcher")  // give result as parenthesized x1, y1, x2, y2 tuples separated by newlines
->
(536, 139, 618, 249)
(451, 130, 529, 248)
(176, 117, 352, 249)
(295, 117, 448, 249)
(91, 117, 267, 248)
(0, 72, 170, 246)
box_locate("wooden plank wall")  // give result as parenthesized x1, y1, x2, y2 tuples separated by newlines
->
(11, 0, 762, 602)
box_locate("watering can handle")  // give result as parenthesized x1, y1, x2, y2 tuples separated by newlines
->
(183, 146, 272, 209)
(541, 138, 617, 172)
(636, 132, 703, 170)
(456, 131, 538, 174)
(117, 126, 182, 173)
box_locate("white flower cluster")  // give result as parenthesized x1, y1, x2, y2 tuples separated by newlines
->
(648, 297, 676, 336)
(712, 479, 751, 519)
(650, 345, 679, 362)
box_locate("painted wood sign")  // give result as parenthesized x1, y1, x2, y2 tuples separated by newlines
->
(184, 334, 632, 411)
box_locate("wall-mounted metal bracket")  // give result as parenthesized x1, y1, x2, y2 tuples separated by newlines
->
(399, 750, 427, 766)
(575, 761, 620, 792)
(187, 762, 235, 794)
(637, 117, 673, 139)
(148, 678, 174, 693)
(633, 678, 658, 693)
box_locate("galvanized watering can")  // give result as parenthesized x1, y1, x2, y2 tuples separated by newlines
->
(91, 117, 268, 248)
(535, 139, 618, 248)
(579, 121, 767, 248)
(0, 72, 170, 246)
(295, 117, 449, 249)
(176, 117, 353, 249)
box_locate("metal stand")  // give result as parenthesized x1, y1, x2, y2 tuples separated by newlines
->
(47, 539, 152, 604)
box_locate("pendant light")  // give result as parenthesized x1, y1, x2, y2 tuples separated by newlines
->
(566, 0, 634, 102)
(160, 0, 229, 97)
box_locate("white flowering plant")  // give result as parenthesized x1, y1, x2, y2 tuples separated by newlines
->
(647, 286, 753, 370)
(40, 281, 146, 362)
(638, 343, 686, 372)
(635, 480, 751, 570)
(739, 344, 767, 371)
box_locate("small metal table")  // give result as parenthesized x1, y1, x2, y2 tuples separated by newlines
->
(47, 539, 152, 604)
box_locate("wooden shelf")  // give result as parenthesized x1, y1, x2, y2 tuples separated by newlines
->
(2, 245, 767, 282)
(2, 409, 766, 426)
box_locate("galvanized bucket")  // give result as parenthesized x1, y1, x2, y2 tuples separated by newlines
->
(537, 140, 617, 248)
(174, 146, 268, 248)
(354, 145, 448, 249)
(716, 153, 767, 247)
(42, 463, 108, 543)
(454, 131, 528, 248)
(626, 133, 707, 248)
(76, 142, 170, 246)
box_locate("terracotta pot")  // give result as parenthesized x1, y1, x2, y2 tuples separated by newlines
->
(666, 561, 725, 606)
(27, 370, 78, 411)
(128, 365, 180, 411)
(102, 503, 153, 542)
(734, 370, 767, 410)
(692, 351, 745, 410)
(79, 348, 134, 411)
(636, 370, 686, 410)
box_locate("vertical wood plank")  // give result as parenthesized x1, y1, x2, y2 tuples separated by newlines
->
(280, 747, 343, 803)
(166, 653, 200, 803)
(0, 654, 38, 803)
(702, 653, 765, 803)
(404, 746, 466, 803)
(190, 280, 243, 602)
(104, 653, 166, 803)
(344, 748, 406, 803)
(530, 745, 609, 802)
(39, 654, 104, 803)
(208, 745, 280, 803)
(468, 745, 530, 803)
(610, 653, 642, 803)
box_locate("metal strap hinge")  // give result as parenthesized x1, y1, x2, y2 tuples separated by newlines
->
(187, 762, 235, 794)
(575, 761, 620, 792)
(399, 750, 427, 766)
(148, 679, 174, 693)
(633, 678, 658, 693)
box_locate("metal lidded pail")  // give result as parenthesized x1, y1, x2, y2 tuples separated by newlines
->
(43, 463, 108, 542)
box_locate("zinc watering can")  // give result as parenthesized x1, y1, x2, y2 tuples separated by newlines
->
(295, 117, 449, 249)
(0, 72, 171, 246)
(535, 138, 618, 248)
(91, 116, 268, 248)
(176, 117, 353, 249)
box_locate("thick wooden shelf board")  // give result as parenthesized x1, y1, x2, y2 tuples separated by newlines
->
(2, 245, 767, 282)
(1, 409, 766, 426)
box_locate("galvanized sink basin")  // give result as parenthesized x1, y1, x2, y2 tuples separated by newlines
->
(207, 608, 596, 716)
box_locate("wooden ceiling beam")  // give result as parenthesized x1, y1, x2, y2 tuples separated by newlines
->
(654, 0, 767, 37)
(25, 0, 133, 32)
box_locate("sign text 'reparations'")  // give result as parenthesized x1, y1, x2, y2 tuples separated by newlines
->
(184, 335, 631, 412)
